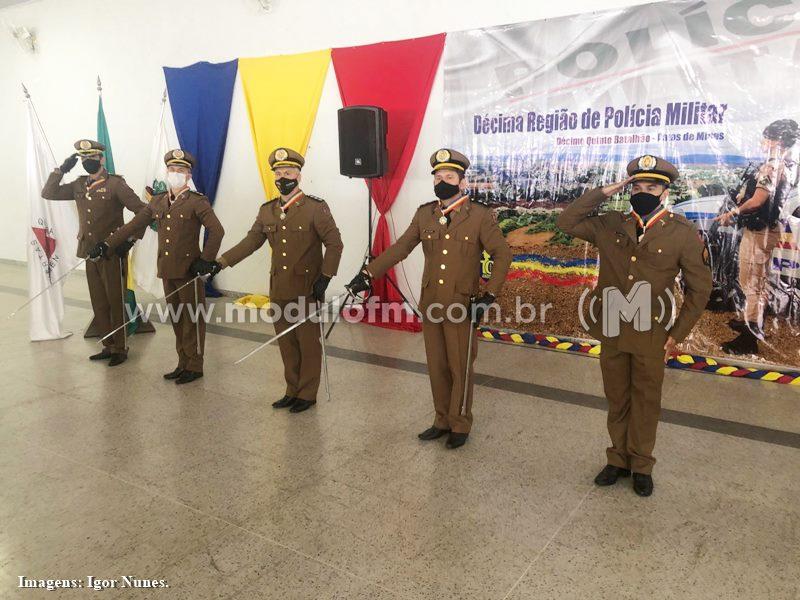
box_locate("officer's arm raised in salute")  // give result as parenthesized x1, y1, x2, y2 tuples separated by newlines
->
(41, 154, 80, 200)
(556, 178, 633, 244)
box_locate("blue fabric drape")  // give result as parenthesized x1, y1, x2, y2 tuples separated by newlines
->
(164, 59, 238, 296)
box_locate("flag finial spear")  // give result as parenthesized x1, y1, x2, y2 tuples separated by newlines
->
(97, 76, 102, 94)
(21, 83, 30, 99)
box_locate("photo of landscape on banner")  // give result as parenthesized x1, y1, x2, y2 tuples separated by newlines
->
(444, 0, 800, 369)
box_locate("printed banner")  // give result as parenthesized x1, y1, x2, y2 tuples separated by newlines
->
(444, 0, 800, 368)
(239, 50, 330, 199)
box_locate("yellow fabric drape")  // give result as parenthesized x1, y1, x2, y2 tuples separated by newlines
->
(239, 50, 331, 198)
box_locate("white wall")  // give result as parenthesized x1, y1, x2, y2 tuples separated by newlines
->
(0, 0, 651, 299)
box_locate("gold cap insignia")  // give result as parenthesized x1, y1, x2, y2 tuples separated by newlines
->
(79, 140, 92, 150)
(174, 149, 185, 159)
(275, 148, 288, 161)
(638, 155, 657, 171)
(435, 149, 451, 163)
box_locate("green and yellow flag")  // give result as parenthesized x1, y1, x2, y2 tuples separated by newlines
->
(97, 85, 138, 335)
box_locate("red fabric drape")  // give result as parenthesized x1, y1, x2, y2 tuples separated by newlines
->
(332, 33, 446, 332)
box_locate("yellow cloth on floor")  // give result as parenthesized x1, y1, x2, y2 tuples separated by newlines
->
(234, 294, 270, 309)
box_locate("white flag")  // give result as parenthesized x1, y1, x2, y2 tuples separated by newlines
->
(25, 99, 80, 341)
(131, 98, 173, 296)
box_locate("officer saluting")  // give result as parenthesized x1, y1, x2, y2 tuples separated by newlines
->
(348, 149, 512, 449)
(207, 148, 343, 413)
(557, 155, 711, 496)
(42, 139, 146, 366)
(93, 149, 225, 384)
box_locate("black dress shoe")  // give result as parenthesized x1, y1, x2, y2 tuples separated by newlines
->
(418, 426, 450, 441)
(175, 370, 203, 385)
(272, 395, 297, 409)
(163, 367, 185, 380)
(446, 432, 469, 449)
(289, 399, 316, 413)
(89, 348, 113, 361)
(108, 353, 127, 367)
(633, 473, 654, 497)
(594, 464, 631, 486)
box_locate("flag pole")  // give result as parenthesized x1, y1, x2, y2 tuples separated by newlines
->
(21, 83, 56, 162)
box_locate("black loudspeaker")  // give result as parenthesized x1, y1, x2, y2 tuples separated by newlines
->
(337, 105, 388, 178)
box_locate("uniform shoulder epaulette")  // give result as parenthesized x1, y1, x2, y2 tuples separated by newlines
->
(264, 197, 279, 205)
(305, 194, 325, 202)
(470, 196, 491, 208)
(668, 211, 692, 227)
(419, 200, 438, 208)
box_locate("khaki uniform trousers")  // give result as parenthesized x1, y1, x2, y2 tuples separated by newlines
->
(739, 226, 780, 325)
(163, 277, 206, 372)
(599, 346, 665, 475)
(86, 257, 127, 354)
(422, 317, 477, 434)
(272, 298, 321, 402)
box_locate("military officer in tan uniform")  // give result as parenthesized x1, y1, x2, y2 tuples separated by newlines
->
(42, 139, 146, 366)
(557, 155, 711, 496)
(205, 148, 343, 412)
(92, 149, 224, 385)
(348, 149, 512, 449)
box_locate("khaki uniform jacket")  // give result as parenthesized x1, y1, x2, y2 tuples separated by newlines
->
(218, 193, 343, 301)
(557, 187, 712, 356)
(41, 170, 146, 257)
(106, 190, 224, 280)
(367, 199, 512, 312)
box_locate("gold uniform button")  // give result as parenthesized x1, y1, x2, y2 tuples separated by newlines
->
(282, 226, 286, 230)
(86, 221, 91, 224)
(440, 264, 446, 270)
(464, 236, 469, 241)
(445, 234, 450, 240)
(631, 256, 637, 262)
(438, 279, 444, 284)
(298, 226, 302, 230)
(427, 234, 432, 239)
(628, 275, 634, 280)
(282, 252, 286, 257)
(179, 214, 184, 218)
(166, 226, 171, 231)
(165, 251, 169, 256)
(658, 248, 663, 253)
(165, 239, 170, 243)
(88, 232, 92, 236)
(167, 214, 171, 219)
(87, 208, 92, 213)
(442, 249, 448, 255)
(282, 239, 287, 244)
(305, 268, 309, 273)
(282, 266, 287, 270)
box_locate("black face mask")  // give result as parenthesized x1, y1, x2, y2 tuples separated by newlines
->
(434, 180, 461, 200)
(82, 159, 101, 174)
(276, 177, 299, 196)
(629, 191, 662, 216)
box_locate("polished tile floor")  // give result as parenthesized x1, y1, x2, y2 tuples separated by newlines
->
(0, 262, 798, 599)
